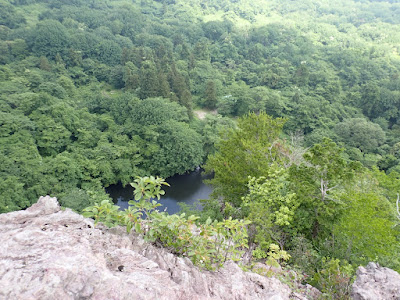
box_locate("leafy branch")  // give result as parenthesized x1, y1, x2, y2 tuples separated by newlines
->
(82, 176, 251, 270)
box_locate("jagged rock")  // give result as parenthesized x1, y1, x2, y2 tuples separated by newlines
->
(351, 262, 400, 300)
(0, 196, 297, 300)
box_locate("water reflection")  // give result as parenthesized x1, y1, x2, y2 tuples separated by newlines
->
(106, 169, 213, 214)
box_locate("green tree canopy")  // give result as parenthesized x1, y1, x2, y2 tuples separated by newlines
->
(334, 118, 386, 153)
(147, 120, 204, 178)
(289, 138, 361, 239)
(205, 112, 287, 207)
(32, 20, 70, 59)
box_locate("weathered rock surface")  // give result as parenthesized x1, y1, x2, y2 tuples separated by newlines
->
(0, 196, 297, 300)
(351, 262, 400, 300)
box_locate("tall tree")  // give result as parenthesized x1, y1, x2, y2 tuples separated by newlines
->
(138, 61, 159, 99)
(204, 80, 218, 109)
(204, 112, 287, 206)
(334, 118, 386, 153)
(32, 20, 70, 59)
(289, 138, 361, 240)
(147, 120, 204, 178)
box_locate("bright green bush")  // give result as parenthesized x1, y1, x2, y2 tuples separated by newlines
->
(243, 165, 297, 252)
(252, 243, 291, 268)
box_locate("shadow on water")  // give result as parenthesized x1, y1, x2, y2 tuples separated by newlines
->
(106, 169, 213, 214)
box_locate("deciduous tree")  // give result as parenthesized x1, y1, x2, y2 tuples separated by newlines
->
(205, 112, 287, 206)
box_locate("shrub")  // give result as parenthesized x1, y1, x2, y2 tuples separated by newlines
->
(311, 258, 354, 300)
(83, 176, 251, 270)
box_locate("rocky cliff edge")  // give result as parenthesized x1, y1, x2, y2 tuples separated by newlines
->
(0, 196, 303, 300)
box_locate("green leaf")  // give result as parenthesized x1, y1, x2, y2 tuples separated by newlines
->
(126, 222, 133, 233)
(135, 223, 142, 233)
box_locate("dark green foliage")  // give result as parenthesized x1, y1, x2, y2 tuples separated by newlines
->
(58, 188, 93, 212)
(204, 80, 218, 109)
(335, 118, 386, 153)
(0, 1, 26, 29)
(95, 40, 122, 66)
(377, 154, 399, 172)
(130, 97, 188, 126)
(32, 20, 70, 59)
(138, 61, 159, 99)
(146, 120, 204, 178)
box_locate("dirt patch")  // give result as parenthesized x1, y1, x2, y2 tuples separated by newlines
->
(194, 109, 217, 120)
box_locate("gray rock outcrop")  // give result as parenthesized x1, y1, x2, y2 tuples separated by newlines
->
(351, 262, 400, 300)
(0, 196, 295, 300)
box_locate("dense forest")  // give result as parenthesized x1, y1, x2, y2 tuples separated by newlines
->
(2, 0, 400, 297)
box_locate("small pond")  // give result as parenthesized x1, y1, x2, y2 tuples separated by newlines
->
(106, 169, 213, 214)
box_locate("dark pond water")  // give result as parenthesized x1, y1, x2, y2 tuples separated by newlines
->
(106, 169, 213, 214)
